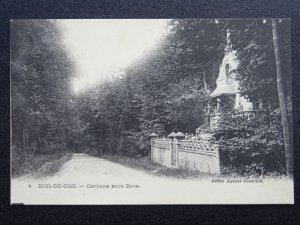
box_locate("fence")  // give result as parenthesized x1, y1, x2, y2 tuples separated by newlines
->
(150, 132, 220, 174)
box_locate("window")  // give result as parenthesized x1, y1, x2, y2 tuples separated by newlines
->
(225, 63, 233, 84)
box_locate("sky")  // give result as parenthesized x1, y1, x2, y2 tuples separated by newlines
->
(60, 19, 169, 93)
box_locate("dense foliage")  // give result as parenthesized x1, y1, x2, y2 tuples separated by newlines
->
(11, 20, 78, 173)
(76, 19, 227, 157)
(214, 111, 287, 175)
(212, 19, 292, 175)
(228, 19, 291, 108)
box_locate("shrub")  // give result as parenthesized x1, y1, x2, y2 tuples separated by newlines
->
(213, 110, 286, 176)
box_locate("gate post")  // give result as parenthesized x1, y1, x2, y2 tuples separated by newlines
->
(213, 144, 221, 174)
(149, 132, 158, 162)
(168, 132, 176, 166)
(174, 132, 185, 167)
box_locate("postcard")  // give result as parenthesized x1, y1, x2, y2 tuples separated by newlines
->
(11, 19, 293, 204)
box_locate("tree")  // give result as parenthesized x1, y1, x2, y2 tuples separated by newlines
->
(271, 19, 293, 179)
(76, 19, 226, 157)
(228, 19, 291, 109)
(11, 20, 77, 173)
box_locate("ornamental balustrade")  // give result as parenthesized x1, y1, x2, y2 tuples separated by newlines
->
(152, 138, 169, 149)
(179, 140, 218, 156)
(149, 132, 220, 174)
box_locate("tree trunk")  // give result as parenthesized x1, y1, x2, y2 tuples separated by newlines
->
(203, 70, 207, 91)
(21, 126, 26, 164)
(272, 19, 293, 179)
(16, 125, 19, 148)
(266, 97, 271, 128)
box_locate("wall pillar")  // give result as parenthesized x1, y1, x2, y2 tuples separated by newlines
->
(168, 132, 176, 166)
(214, 144, 221, 174)
(149, 132, 158, 162)
(174, 132, 185, 167)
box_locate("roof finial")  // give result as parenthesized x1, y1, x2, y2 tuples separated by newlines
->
(226, 29, 232, 51)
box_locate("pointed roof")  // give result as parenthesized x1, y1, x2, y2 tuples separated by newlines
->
(168, 132, 176, 138)
(149, 132, 158, 137)
(210, 84, 236, 98)
(210, 29, 239, 99)
(174, 132, 185, 138)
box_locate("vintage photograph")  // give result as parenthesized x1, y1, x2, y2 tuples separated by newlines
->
(11, 19, 293, 204)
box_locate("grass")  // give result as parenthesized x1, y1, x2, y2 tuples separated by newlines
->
(101, 154, 212, 179)
(99, 154, 287, 180)
(32, 154, 72, 178)
(12, 151, 72, 178)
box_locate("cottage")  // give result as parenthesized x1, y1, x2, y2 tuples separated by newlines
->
(197, 30, 254, 133)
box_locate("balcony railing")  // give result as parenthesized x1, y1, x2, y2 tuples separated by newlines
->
(206, 110, 265, 129)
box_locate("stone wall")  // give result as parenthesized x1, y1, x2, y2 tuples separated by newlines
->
(177, 149, 220, 173)
(151, 138, 171, 167)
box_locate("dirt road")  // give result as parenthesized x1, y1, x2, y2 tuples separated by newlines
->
(11, 154, 293, 204)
